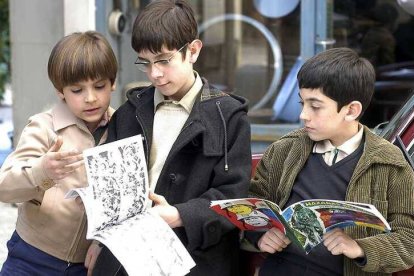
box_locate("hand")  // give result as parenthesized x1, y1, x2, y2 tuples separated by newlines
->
(149, 192, 182, 228)
(323, 228, 365, 259)
(42, 136, 84, 181)
(257, 227, 291, 253)
(85, 241, 102, 276)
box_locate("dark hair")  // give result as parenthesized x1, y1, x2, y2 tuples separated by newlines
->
(48, 31, 117, 92)
(297, 47, 375, 118)
(131, 0, 197, 55)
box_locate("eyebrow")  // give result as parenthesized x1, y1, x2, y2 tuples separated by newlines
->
(298, 94, 324, 103)
(137, 51, 173, 61)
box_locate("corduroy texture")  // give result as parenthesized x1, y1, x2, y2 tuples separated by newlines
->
(250, 126, 414, 276)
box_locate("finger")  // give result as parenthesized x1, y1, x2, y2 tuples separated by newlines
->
(85, 253, 91, 268)
(269, 228, 290, 246)
(259, 233, 285, 253)
(259, 242, 277, 254)
(63, 159, 85, 171)
(55, 149, 81, 160)
(265, 234, 288, 250)
(323, 227, 341, 239)
(49, 136, 63, 153)
(149, 192, 166, 204)
(88, 251, 99, 273)
(329, 242, 344, 255)
(323, 229, 343, 245)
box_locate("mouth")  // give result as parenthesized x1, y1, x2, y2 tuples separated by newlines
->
(84, 107, 100, 114)
(156, 82, 169, 87)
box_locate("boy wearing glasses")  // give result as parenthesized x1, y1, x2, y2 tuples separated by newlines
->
(93, 0, 251, 275)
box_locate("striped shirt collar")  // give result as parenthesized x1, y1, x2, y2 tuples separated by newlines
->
(313, 124, 364, 155)
(153, 71, 202, 113)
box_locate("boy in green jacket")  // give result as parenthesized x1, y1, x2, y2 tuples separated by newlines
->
(249, 47, 414, 276)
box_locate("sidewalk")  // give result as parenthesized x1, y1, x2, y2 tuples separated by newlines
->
(0, 202, 17, 269)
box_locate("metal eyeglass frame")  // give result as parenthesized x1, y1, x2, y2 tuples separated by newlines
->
(134, 43, 188, 72)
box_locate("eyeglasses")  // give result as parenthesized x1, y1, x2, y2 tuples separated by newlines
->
(134, 43, 188, 72)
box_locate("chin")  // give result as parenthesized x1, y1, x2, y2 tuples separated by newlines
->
(307, 133, 323, 142)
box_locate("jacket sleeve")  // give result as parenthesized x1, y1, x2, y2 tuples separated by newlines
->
(0, 114, 56, 203)
(175, 110, 251, 251)
(249, 143, 278, 200)
(356, 163, 414, 273)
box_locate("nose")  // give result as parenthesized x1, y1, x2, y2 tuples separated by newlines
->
(85, 89, 97, 103)
(149, 64, 163, 79)
(299, 107, 309, 121)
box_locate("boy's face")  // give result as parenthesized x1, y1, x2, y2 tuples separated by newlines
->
(299, 88, 359, 146)
(136, 40, 202, 101)
(58, 79, 115, 132)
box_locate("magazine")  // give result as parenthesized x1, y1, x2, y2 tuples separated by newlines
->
(66, 135, 195, 276)
(211, 198, 391, 254)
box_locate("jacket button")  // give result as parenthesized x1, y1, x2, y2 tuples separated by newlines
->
(169, 173, 177, 183)
(208, 226, 216, 233)
(41, 179, 54, 190)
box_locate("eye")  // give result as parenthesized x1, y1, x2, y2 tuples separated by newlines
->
(71, 88, 82, 93)
(154, 59, 170, 65)
(135, 61, 150, 67)
(298, 101, 304, 106)
(95, 83, 106, 90)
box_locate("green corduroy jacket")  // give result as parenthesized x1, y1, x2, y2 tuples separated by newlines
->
(250, 125, 414, 276)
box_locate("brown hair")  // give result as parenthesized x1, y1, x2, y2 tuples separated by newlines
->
(131, 0, 197, 55)
(48, 31, 118, 91)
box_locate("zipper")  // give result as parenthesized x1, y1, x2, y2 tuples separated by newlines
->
(135, 114, 150, 165)
(66, 212, 86, 263)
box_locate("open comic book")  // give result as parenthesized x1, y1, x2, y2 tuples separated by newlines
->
(66, 135, 195, 276)
(211, 198, 391, 254)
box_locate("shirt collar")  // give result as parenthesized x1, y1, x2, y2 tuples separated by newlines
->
(313, 124, 364, 155)
(153, 71, 202, 113)
(52, 100, 113, 132)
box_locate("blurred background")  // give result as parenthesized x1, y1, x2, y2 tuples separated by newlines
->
(1, 0, 414, 267)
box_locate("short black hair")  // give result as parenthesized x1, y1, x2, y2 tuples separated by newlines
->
(131, 0, 197, 55)
(297, 47, 375, 118)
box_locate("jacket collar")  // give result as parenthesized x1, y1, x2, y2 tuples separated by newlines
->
(127, 78, 247, 158)
(288, 126, 408, 168)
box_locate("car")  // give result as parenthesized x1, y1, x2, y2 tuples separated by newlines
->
(379, 92, 414, 169)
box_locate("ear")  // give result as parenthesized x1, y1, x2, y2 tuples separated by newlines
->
(56, 90, 65, 100)
(344, 101, 362, 121)
(111, 81, 116, 92)
(188, 39, 203, 63)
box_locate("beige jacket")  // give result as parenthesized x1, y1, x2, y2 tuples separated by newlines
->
(0, 101, 114, 263)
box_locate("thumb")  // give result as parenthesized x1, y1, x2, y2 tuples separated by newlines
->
(49, 136, 63, 152)
(149, 192, 166, 205)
